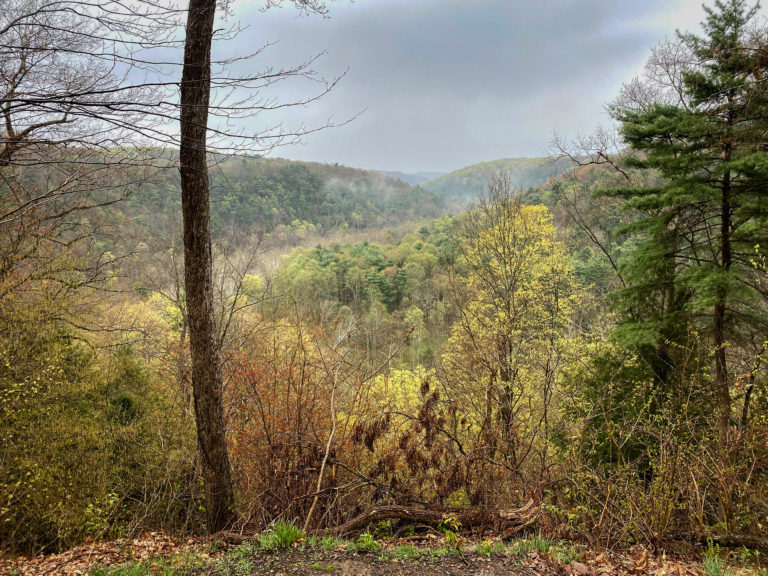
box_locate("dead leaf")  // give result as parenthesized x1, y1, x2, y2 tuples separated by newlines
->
(570, 560, 591, 575)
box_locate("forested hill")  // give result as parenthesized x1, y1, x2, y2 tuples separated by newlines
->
(378, 170, 445, 186)
(421, 156, 572, 201)
(124, 156, 452, 235)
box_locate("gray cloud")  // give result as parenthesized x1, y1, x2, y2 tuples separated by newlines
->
(219, 0, 757, 173)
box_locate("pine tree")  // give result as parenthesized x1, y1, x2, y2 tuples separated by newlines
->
(608, 0, 768, 454)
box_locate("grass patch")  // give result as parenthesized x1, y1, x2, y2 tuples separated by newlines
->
(509, 538, 535, 556)
(533, 534, 552, 554)
(428, 545, 463, 558)
(508, 534, 561, 556)
(226, 541, 258, 561)
(346, 532, 380, 553)
(391, 544, 421, 560)
(86, 552, 206, 576)
(259, 519, 305, 550)
(475, 539, 505, 557)
(88, 567, 150, 576)
(210, 544, 259, 574)
(318, 535, 346, 551)
(550, 542, 579, 564)
(703, 539, 730, 576)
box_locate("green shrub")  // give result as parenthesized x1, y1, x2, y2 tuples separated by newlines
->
(1, 341, 197, 553)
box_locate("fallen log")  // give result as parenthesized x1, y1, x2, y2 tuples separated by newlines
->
(329, 499, 540, 536)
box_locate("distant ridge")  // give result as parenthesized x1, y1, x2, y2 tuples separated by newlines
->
(378, 170, 445, 186)
(421, 157, 572, 201)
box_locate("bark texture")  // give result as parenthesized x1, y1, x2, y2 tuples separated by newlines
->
(180, 0, 236, 533)
(330, 500, 540, 537)
(714, 163, 732, 450)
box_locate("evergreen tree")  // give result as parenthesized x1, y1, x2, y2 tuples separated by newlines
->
(608, 0, 768, 452)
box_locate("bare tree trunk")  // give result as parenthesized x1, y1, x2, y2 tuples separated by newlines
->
(714, 163, 732, 526)
(715, 164, 732, 450)
(180, 0, 236, 533)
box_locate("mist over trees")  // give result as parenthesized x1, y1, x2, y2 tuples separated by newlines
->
(1, 0, 767, 568)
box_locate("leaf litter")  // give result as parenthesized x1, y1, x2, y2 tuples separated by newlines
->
(0, 532, 758, 575)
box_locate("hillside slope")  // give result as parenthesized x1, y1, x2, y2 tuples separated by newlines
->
(122, 156, 451, 237)
(422, 157, 572, 201)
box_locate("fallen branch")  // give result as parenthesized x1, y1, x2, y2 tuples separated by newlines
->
(328, 500, 540, 536)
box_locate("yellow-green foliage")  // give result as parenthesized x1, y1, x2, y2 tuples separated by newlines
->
(275, 247, 339, 306)
(0, 298, 195, 553)
(371, 367, 435, 414)
(440, 201, 583, 481)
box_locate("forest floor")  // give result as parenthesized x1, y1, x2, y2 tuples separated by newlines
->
(0, 530, 763, 576)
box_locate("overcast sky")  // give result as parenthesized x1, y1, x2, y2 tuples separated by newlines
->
(220, 0, 765, 174)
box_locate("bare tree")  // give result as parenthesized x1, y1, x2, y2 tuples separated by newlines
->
(2, 0, 343, 534)
(178, 0, 332, 532)
(0, 0, 180, 311)
(179, 0, 236, 531)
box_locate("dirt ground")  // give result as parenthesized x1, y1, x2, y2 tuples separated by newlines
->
(0, 531, 712, 576)
(231, 549, 550, 576)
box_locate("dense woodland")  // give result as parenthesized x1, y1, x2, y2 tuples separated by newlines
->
(1, 0, 767, 564)
(125, 156, 452, 235)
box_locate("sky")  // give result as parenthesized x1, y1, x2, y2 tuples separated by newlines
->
(218, 0, 765, 174)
